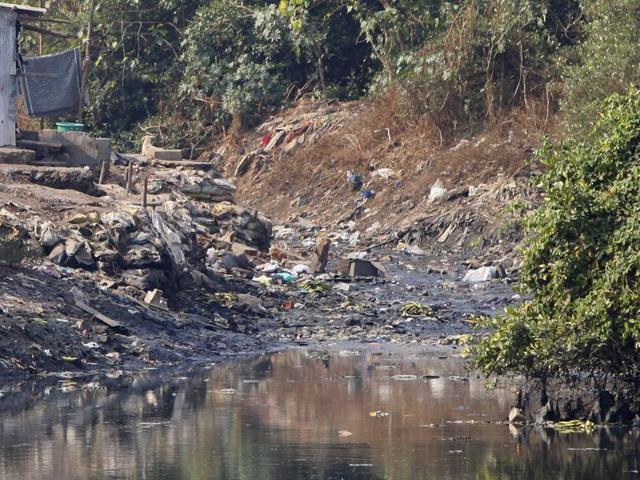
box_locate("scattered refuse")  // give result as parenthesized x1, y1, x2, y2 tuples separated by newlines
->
(369, 411, 389, 418)
(391, 375, 418, 381)
(144, 289, 167, 308)
(299, 279, 331, 294)
(347, 171, 363, 191)
(337, 259, 385, 278)
(74, 298, 125, 332)
(463, 266, 500, 283)
(292, 264, 311, 276)
(275, 272, 296, 283)
(400, 302, 433, 317)
(374, 168, 397, 180)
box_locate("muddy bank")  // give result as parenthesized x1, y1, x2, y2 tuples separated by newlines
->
(0, 152, 524, 381)
(0, 243, 519, 381)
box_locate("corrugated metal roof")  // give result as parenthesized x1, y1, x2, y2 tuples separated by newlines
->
(0, 2, 46, 17)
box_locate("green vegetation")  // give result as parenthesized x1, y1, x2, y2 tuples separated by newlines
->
(475, 89, 640, 394)
(22, 0, 640, 146)
(21, 0, 640, 147)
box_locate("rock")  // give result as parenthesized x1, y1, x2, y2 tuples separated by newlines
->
(463, 266, 499, 283)
(144, 289, 167, 307)
(532, 402, 556, 424)
(428, 179, 447, 203)
(508, 407, 526, 425)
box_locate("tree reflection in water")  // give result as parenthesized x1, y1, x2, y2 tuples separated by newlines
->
(0, 349, 637, 479)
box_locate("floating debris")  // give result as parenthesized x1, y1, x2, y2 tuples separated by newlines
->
(400, 302, 433, 317)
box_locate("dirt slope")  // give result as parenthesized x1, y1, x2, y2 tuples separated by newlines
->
(217, 96, 544, 258)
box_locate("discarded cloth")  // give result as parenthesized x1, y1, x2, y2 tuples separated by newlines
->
(20, 48, 82, 117)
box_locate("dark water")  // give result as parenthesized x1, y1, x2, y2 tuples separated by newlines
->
(0, 348, 639, 480)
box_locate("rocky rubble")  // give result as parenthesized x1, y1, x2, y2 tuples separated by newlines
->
(27, 199, 272, 297)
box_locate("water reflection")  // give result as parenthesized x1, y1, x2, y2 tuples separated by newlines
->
(0, 349, 639, 479)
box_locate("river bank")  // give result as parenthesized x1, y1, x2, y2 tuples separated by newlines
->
(0, 242, 519, 381)
(0, 138, 526, 381)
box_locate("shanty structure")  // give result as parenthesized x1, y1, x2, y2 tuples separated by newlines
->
(0, 2, 46, 147)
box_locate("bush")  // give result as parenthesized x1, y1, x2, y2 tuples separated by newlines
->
(474, 89, 640, 394)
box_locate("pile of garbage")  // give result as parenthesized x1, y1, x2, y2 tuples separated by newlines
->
(256, 103, 348, 155)
(232, 102, 356, 177)
(136, 168, 236, 204)
(23, 196, 272, 297)
(210, 202, 272, 250)
(171, 170, 236, 203)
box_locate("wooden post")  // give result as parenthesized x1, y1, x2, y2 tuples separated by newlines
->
(125, 162, 133, 194)
(98, 159, 107, 184)
(77, 0, 97, 123)
(142, 178, 148, 208)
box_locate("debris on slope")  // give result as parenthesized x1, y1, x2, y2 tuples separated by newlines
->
(217, 99, 540, 268)
(231, 101, 358, 178)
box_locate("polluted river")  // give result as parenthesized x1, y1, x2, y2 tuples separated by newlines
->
(1, 204, 638, 479)
(1, 348, 639, 480)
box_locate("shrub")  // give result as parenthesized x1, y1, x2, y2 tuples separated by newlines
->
(474, 89, 640, 394)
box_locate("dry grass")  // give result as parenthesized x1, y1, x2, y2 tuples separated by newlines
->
(228, 90, 554, 229)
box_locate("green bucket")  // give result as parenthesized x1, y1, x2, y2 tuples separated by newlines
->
(56, 122, 85, 132)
